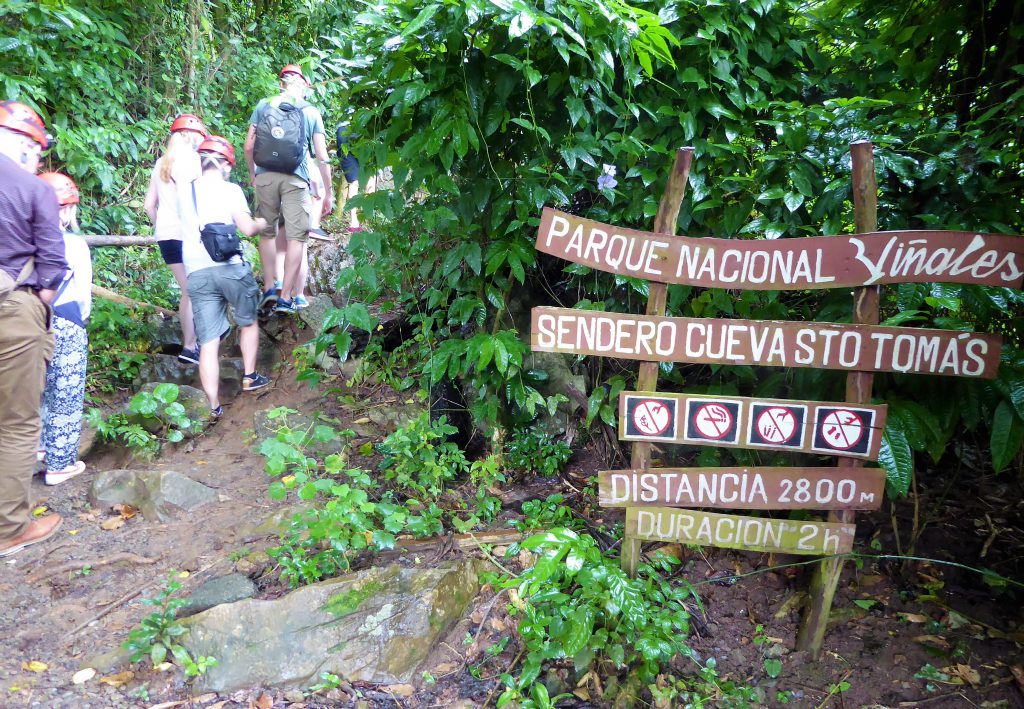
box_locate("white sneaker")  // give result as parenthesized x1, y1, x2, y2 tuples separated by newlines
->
(45, 461, 87, 486)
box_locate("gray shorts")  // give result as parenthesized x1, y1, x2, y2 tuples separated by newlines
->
(187, 264, 260, 345)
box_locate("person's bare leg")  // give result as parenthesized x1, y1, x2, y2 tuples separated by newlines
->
(346, 180, 359, 228)
(299, 243, 309, 298)
(280, 239, 305, 301)
(169, 263, 197, 350)
(258, 236, 277, 293)
(238, 323, 259, 374)
(197, 337, 221, 410)
(274, 224, 287, 288)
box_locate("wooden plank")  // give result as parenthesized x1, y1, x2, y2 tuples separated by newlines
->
(536, 207, 1024, 289)
(599, 468, 885, 510)
(798, 141, 879, 657)
(626, 507, 855, 555)
(83, 235, 161, 247)
(623, 146, 695, 578)
(618, 391, 888, 460)
(531, 307, 1001, 379)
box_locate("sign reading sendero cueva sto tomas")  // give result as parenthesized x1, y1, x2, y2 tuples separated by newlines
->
(536, 208, 1024, 290)
(620, 392, 887, 459)
(532, 307, 1001, 378)
(626, 507, 856, 555)
(599, 467, 885, 510)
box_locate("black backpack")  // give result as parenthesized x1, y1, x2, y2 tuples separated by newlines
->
(253, 98, 308, 173)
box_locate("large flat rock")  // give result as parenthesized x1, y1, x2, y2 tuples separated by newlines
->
(184, 560, 481, 692)
(89, 469, 219, 522)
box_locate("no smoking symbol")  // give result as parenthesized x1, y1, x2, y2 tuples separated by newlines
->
(820, 409, 865, 450)
(633, 399, 672, 436)
(694, 403, 734, 440)
(755, 407, 798, 444)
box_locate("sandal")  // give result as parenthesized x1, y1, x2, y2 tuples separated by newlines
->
(45, 461, 87, 486)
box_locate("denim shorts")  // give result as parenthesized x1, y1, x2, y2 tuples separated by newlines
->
(186, 263, 260, 345)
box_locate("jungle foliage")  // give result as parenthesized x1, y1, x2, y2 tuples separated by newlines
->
(4, 0, 1024, 485)
(315, 0, 1024, 491)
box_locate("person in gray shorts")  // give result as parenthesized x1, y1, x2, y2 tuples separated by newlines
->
(179, 136, 272, 418)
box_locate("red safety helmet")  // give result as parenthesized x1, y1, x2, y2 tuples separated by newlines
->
(197, 135, 236, 166)
(39, 172, 80, 205)
(170, 113, 209, 137)
(0, 100, 50, 149)
(278, 64, 309, 84)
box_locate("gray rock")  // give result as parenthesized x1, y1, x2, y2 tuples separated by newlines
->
(78, 421, 99, 460)
(178, 574, 257, 618)
(133, 356, 246, 399)
(89, 469, 219, 522)
(184, 560, 482, 692)
(133, 354, 196, 390)
(365, 402, 424, 434)
(80, 646, 132, 674)
(524, 352, 587, 436)
(148, 312, 183, 349)
(240, 504, 313, 538)
(296, 295, 334, 334)
(253, 409, 350, 460)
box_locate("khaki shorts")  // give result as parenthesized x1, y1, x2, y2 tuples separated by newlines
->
(254, 171, 311, 242)
(187, 264, 260, 345)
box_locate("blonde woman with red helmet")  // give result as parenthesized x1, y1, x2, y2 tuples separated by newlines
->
(144, 113, 208, 365)
(37, 172, 92, 485)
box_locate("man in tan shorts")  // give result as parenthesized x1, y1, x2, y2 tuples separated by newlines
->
(244, 64, 333, 314)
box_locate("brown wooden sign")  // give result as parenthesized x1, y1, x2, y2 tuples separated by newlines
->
(626, 507, 855, 555)
(600, 468, 885, 511)
(531, 307, 1001, 379)
(619, 392, 888, 459)
(537, 207, 1024, 290)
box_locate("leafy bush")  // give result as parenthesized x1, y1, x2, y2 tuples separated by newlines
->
(269, 464, 444, 587)
(377, 413, 470, 499)
(87, 383, 197, 458)
(123, 573, 217, 677)
(497, 529, 697, 705)
(86, 300, 156, 394)
(505, 426, 572, 477)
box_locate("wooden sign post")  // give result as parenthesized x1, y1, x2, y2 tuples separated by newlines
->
(796, 141, 879, 658)
(528, 140, 1020, 659)
(623, 146, 695, 576)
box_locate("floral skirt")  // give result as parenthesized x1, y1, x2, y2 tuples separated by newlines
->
(41, 316, 88, 471)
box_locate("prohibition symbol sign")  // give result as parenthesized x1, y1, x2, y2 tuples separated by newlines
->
(755, 407, 798, 444)
(633, 399, 672, 436)
(820, 409, 865, 451)
(693, 404, 733, 440)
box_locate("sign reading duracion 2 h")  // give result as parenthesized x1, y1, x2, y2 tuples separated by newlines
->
(620, 392, 887, 459)
(536, 207, 1024, 290)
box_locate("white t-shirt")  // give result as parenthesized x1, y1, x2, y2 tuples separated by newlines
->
(152, 150, 201, 240)
(180, 172, 250, 275)
(53, 232, 92, 321)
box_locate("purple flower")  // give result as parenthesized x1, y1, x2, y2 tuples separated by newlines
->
(597, 164, 617, 190)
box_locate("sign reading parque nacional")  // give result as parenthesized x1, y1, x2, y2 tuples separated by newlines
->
(620, 392, 887, 459)
(536, 208, 1024, 290)
(626, 507, 855, 555)
(599, 467, 885, 510)
(532, 307, 1001, 379)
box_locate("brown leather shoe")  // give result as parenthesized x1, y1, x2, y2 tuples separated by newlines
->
(0, 514, 63, 558)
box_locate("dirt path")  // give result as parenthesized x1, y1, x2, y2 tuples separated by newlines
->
(1, 328, 1022, 708)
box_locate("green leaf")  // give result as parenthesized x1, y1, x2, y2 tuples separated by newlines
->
(783, 191, 805, 212)
(509, 11, 535, 38)
(152, 383, 179, 404)
(763, 657, 782, 678)
(879, 424, 913, 498)
(990, 400, 1024, 472)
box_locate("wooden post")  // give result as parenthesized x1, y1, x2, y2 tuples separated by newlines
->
(83, 235, 161, 247)
(622, 146, 695, 577)
(797, 141, 880, 656)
